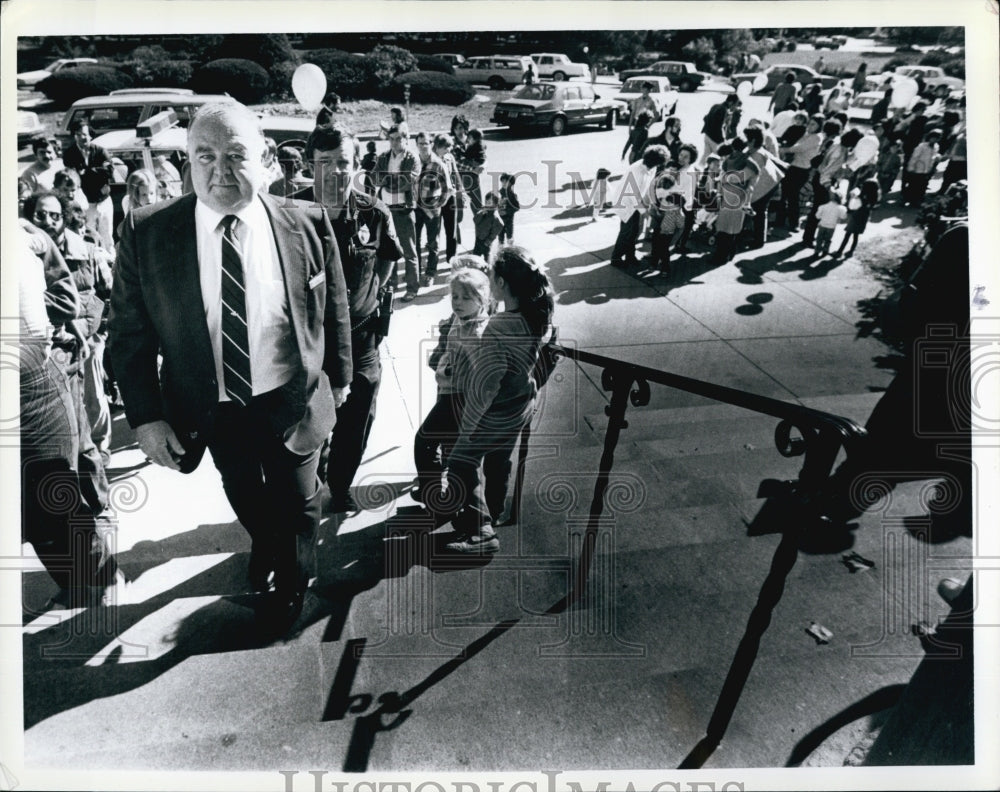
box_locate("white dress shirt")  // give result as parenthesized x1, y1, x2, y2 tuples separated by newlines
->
(612, 159, 657, 222)
(194, 196, 297, 402)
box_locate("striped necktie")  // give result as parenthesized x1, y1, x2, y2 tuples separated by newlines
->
(220, 215, 253, 406)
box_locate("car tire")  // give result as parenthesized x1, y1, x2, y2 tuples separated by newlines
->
(552, 71, 566, 82)
(604, 109, 617, 130)
(550, 115, 567, 136)
(488, 76, 506, 90)
(679, 78, 693, 92)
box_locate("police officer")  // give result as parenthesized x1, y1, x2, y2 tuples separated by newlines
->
(303, 124, 403, 512)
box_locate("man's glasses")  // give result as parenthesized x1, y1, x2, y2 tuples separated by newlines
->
(34, 209, 63, 222)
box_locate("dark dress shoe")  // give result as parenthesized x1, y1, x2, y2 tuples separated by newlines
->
(257, 588, 305, 638)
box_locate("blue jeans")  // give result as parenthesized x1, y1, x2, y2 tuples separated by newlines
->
(390, 208, 419, 293)
(415, 210, 442, 276)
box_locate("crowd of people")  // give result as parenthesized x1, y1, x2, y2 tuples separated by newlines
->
(609, 70, 966, 273)
(18, 99, 551, 637)
(17, 63, 966, 636)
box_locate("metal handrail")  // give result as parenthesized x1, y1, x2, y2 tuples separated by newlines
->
(508, 342, 869, 599)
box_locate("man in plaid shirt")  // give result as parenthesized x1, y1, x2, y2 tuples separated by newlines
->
(374, 126, 421, 301)
(414, 131, 453, 286)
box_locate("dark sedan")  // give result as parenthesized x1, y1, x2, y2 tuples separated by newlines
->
(618, 60, 710, 92)
(492, 83, 623, 136)
(729, 63, 840, 94)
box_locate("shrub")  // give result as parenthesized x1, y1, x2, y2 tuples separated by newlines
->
(416, 54, 454, 75)
(267, 59, 299, 101)
(307, 50, 381, 100)
(124, 58, 194, 89)
(36, 66, 133, 108)
(368, 44, 420, 90)
(883, 57, 912, 72)
(210, 34, 298, 71)
(681, 36, 717, 72)
(941, 58, 965, 79)
(389, 71, 474, 105)
(192, 58, 270, 103)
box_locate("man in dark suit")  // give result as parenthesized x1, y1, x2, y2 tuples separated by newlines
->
(109, 101, 353, 635)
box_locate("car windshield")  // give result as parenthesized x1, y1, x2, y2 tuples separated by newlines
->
(515, 84, 556, 100)
(45, 60, 67, 71)
(621, 79, 659, 93)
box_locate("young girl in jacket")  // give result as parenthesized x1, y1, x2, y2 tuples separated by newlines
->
(413, 263, 494, 511)
(443, 245, 556, 552)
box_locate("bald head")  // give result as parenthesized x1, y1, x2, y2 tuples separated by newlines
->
(188, 101, 269, 214)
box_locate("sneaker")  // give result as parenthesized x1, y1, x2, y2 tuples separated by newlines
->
(445, 532, 500, 554)
(400, 291, 418, 303)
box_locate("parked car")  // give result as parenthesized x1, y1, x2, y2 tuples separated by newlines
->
(56, 88, 312, 150)
(893, 65, 965, 93)
(454, 55, 533, 90)
(56, 88, 231, 148)
(17, 57, 99, 88)
(612, 76, 679, 123)
(728, 63, 839, 93)
(812, 36, 841, 50)
(845, 91, 885, 124)
(491, 82, 622, 136)
(618, 60, 710, 92)
(17, 111, 46, 147)
(530, 53, 591, 82)
(433, 53, 466, 67)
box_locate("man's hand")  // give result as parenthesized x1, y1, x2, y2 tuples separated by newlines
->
(333, 386, 351, 408)
(136, 420, 185, 471)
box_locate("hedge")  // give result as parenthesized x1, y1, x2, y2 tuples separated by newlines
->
(192, 58, 270, 104)
(36, 66, 134, 108)
(123, 58, 194, 89)
(389, 71, 474, 106)
(416, 54, 454, 75)
(307, 50, 381, 100)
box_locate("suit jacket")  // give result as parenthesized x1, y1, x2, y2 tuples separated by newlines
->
(109, 192, 353, 470)
(373, 149, 419, 209)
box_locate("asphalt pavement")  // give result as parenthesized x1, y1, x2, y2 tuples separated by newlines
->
(13, 123, 975, 783)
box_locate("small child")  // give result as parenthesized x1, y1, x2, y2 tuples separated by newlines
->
(814, 190, 847, 256)
(876, 140, 903, 204)
(413, 265, 493, 508)
(904, 129, 942, 208)
(834, 178, 880, 258)
(473, 191, 505, 257)
(498, 173, 520, 244)
(361, 140, 378, 195)
(692, 153, 722, 242)
(649, 170, 685, 273)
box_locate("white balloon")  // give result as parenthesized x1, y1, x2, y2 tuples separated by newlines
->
(292, 63, 327, 112)
(753, 73, 768, 92)
(853, 135, 879, 164)
(890, 76, 919, 109)
(736, 80, 753, 101)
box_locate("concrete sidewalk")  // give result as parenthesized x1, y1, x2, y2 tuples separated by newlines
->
(19, 200, 973, 776)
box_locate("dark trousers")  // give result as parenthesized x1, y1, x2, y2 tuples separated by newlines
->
(904, 173, 932, 207)
(461, 171, 482, 214)
(801, 177, 831, 246)
(413, 393, 463, 504)
(326, 332, 382, 497)
(939, 160, 967, 194)
(441, 197, 459, 262)
(21, 343, 117, 593)
(209, 395, 323, 594)
(750, 186, 778, 248)
(499, 213, 515, 243)
(611, 211, 642, 266)
(415, 210, 442, 276)
(778, 166, 810, 229)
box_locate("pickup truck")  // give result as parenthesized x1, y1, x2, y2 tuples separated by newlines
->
(618, 60, 710, 92)
(530, 53, 591, 82)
